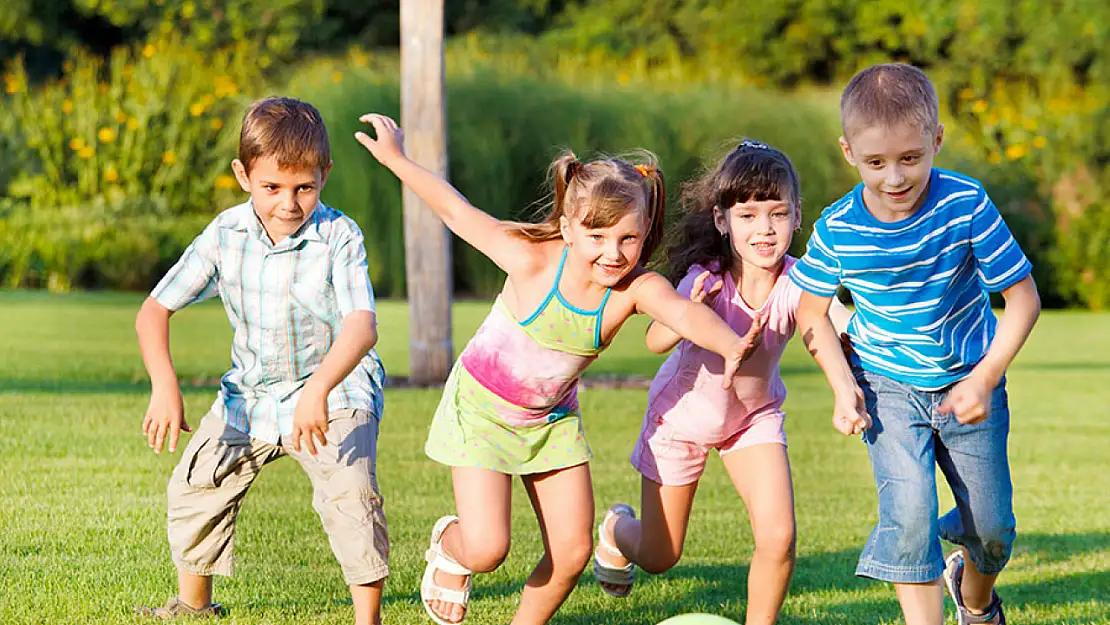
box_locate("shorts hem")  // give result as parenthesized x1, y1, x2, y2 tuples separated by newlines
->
(343, 565, 390, 585)
(855, 558, 943, 584)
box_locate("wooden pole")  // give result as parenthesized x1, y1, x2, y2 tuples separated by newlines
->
(400, 0, 453, 384)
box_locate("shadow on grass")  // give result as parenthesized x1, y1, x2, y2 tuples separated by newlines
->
(379, 532, 1110, 625)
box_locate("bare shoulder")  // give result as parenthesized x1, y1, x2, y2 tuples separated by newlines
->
(502, 234, 564, 281)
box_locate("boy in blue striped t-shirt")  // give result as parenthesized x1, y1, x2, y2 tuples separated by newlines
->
(791, 64, 1040, 625)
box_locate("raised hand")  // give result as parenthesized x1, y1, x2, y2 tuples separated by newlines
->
(354, 114, 405, 165)
(689, 270, 724, 304)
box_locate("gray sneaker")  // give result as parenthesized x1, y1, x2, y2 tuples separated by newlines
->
(135, 597, 225, 620)
(943, 551, 1006, 624)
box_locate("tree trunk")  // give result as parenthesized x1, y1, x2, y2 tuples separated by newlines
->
(400, 0, 452, 384)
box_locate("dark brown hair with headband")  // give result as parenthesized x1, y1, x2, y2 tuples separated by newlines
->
(510, 150, 667, 265)
(665, 139, 801, 282)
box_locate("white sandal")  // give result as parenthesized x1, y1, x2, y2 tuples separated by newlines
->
(421, 515, 472, 625)
(593, 504, 636, 598)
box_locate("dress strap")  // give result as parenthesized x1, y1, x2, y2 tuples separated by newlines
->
(519, 247, 569, 326)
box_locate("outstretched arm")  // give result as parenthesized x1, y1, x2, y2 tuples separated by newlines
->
(355, 114, 536, 275)
(796, 291, 870, 435)
(644, 270, 726, 354)
(632, 273, 761, 388)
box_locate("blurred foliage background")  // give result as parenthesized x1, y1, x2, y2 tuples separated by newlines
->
(1, 0, 1107, 307)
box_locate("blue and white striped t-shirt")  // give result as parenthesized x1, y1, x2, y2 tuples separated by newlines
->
(790, 168, 1032, 390)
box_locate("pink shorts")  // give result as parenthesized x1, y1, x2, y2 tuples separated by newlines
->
(629, 412, 787, 486)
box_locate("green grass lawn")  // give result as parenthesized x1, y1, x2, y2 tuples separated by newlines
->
(1, 291, 1108, 624)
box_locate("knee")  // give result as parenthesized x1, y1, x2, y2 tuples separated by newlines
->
(463, 542, 510, 573)
(637, 548, 681, 575)
(456, 530, 510, 573)
(754, 523, 796, 563)
(550, 534, 594, 578)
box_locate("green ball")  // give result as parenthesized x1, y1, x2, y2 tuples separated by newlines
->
(657, 615, 739, 625)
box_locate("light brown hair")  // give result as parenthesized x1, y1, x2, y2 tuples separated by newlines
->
(840, 63, 939, 140)
(238, 97, 330, 174)
(511, 150, 667, 265)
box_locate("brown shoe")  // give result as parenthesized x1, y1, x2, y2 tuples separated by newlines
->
(135, 597, 224, 619)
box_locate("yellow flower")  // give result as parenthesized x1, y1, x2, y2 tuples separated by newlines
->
(104, 167, 119, 182)
(98, 82, 109, 95)
(1033, 136, 1047, 149)
(127, 117, 140, 130)
(78, 146, 95, 159)
(617, 72, 631, 85)
(215, 175, 236, 190)
(210, 118, 223, 130)
(62, 99, 75, 114)
(958, 88, 975, 101)
(63, 60, 74, 72)
(971, 100, 988, 114)
(182, 1, 196, 18)
(142, 44, 156, 59)
(1022, 118, 1037, 131)
(70, 137, 86, 151)
(3, 74, 20, 94)
(987, 151, 1002, 164)
(331, 71, 344, 84)
(1004, 144, 1027, 161)
(162, 151, 177, 165)
(189, 102, 205, 117)
(97, 127, 117, 143)
(115, 110, 128, 123)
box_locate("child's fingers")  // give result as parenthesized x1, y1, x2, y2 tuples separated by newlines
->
(147, 419, 159, 448)
(721, 357, 738, 389)
(168, 421, 181, 454)
(181, 420, 193, 433)
(153, 421, 168, 454)
(290, 425, 303, 453)
(303, 430, 318, 456)
(707, 280, 723, 296)
(142, 413, 152, 435)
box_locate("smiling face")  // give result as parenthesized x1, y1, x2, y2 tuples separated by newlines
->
(560, 205, 647, 288)
(714, 198, 798, 274)
(232, 155, 332, 243)
(839, 121, 944, 222)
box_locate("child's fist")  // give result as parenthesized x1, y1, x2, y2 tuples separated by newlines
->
(832, 386, 870, 436)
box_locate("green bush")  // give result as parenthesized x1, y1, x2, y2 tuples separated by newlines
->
(0, 36, 265, 290)
(290, 55, 852, 298)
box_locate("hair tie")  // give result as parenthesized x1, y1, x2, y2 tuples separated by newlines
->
(739, 139, 770, 150)
(635, 164, 653, 178)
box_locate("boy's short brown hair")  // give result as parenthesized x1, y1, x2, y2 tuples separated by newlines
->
(238, 97, 330, 174)
(840, 63, 939, 140)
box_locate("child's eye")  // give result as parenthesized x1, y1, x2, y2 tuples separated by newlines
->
(737, 214, 755, 220)
(298, 186, 314, 193)
(902, 155, 921, 164)
(589, 234, 604, 242)
(621, 235, 638, 243)
(263, 185, 278, 191)
(867, 160, 883, 168)
(772, 211, 789, 219)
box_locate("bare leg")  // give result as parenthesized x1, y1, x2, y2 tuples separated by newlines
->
(956, 547, 999, 613)
(598, 477, 698, 595)
(177, 572, 213, 610)
(351, 580, 384, 625)
(426, 466, 513, 624)
(895, 580, 945, 625)
(721, 444, 795, 625)
(512, 463, 595, 625)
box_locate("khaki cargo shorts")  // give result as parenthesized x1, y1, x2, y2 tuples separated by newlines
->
(166, 408, 389, 585)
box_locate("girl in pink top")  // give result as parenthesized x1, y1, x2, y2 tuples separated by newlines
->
(593, 141, 851, 624)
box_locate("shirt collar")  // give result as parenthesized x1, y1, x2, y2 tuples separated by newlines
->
(234, 200, 325, 248)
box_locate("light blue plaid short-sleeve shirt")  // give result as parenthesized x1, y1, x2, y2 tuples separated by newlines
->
(152, 201, 385, 444)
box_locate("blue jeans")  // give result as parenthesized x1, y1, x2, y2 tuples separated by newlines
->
(854, 369, 1016, 583)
